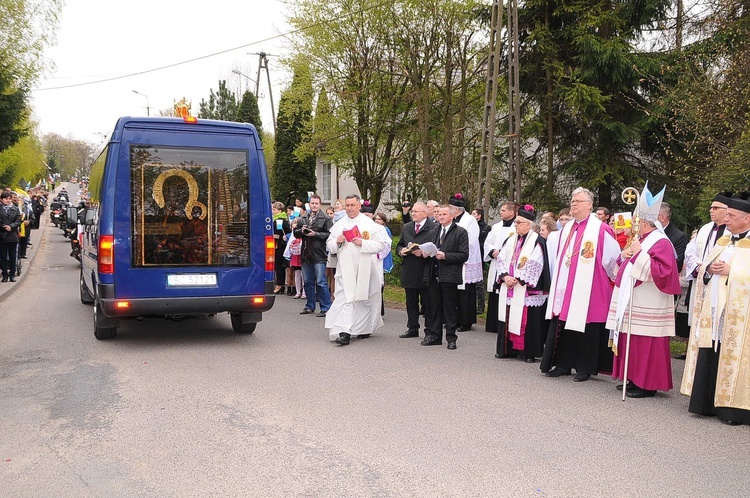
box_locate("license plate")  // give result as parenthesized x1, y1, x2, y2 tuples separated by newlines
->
(166, 273, 217, 287)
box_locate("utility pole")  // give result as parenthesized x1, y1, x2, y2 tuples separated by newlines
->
(507, 0, 522, 202)
(253, 52, 277, 133)
(478, 0, 504, 213)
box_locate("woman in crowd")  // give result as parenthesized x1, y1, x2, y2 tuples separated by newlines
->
(326, 199, 346, 299)
(272, 202, 291, 294)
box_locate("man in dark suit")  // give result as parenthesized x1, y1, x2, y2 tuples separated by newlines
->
(0, 191, 22, 282)
(658, 202, 689, 272)
(396, 202, 438, 338)
(422, 205, 469, 350)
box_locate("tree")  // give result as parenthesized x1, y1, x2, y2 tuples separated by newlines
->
(0, 70, 28, 152)
(198, 80, 239, 120)
(0, 125, 45, 188)
(236, 90, 263, 143)
(0, 0, 63, 153)
(518, 0, 671, 208)
(288, 0, 414, 207)
(642, 4, 750, 221)
(43, 133, 97, 180)
(273, 64, 316, 204)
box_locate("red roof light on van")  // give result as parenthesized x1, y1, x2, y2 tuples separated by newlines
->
(183, 116, 198, 124)
(99, 235, 114, 274)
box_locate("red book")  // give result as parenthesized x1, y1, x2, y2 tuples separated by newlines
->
(343, 225, 361, 242)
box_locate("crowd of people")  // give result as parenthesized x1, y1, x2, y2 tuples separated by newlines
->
(0, 187, 48, 282)
(274, 185, 750, 426)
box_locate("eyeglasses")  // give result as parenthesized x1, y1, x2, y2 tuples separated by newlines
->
(709, 206, 727, 210)
(570, 199, 590, 205)
(514, 219, 530, 225)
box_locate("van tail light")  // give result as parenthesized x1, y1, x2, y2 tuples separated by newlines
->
(265, 236, 275, 272)
(99, 235, 114, 274)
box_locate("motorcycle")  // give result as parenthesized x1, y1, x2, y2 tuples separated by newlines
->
(50, 201, 63, 227)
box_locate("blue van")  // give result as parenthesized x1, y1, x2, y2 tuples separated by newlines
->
(80, 116, 275, 339)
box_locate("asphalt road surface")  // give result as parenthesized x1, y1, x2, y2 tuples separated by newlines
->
(1, 216, 748, 497)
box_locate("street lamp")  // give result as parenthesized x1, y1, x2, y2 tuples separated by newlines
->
(232, 69, 258, 94)
(132, 90, 150, 116)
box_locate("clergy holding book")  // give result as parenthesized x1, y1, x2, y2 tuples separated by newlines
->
(325, 194, 391, 346)
(683, 191, 750, 425)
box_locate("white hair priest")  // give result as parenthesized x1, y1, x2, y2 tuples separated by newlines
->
(606, 183, 682, 398)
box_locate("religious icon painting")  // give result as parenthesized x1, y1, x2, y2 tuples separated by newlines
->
(581, 241, 595, 259)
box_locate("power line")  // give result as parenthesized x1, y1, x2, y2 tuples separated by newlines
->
(35, 0, 393, 92)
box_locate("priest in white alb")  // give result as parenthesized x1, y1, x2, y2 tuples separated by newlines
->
(449, 193, 483, 331)
(325, 194, 391, 346)
(606, 183, 681, 398)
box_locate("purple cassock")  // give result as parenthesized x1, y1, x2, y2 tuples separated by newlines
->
(610, 230, 682, 391)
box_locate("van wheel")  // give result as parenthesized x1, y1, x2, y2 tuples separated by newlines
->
(230, 312, 256, 334)
(80, 270, 94, 304)
(94, 299, 117, 340)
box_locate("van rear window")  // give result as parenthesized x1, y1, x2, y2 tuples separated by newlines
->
(130, 146, 250, 267)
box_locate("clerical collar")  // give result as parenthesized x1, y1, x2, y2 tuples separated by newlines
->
(731, 230, 749, 241)
(454, 211, 464, 222)
(502, 219, 513, 227)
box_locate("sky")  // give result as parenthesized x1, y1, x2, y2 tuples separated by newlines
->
(31, 0, 293, 147)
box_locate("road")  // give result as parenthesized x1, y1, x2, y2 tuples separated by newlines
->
(0, 212, 748, 497)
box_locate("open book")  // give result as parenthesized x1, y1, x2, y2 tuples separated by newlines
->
(342, 225, 362, 242)
(401, 241, 438, 257)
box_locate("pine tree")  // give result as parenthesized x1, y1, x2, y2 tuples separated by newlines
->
(518, 0, 671, 206)
(273, 65, 316, 204)
(198, 80, 239, 121)
(236, 90, 263, 144)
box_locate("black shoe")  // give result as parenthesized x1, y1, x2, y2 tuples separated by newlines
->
(525, 356, 536, 363)
(721, 419, 743, 426)
(495, 353, 517, 359)
(447, 341, 457, 350)
(616, 381, 635, 392)
(335, 333, 351, 346)
(399, 330, 419, 338)
(274, 286, 285, 295)
(300, 308, 314, 315)
(457, 325, 472, 332)
(20, 255, 27, 259)
(574, 372, 591, 382)
(1, 276, 7, 283)
(287, 286, 295, 296)
(421, 338, 442, 346)
(626, 387, 656, 398)
(545, 367, 571, 378)
(315, 311, 327, 317)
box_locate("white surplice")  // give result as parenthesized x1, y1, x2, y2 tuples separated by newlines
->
(324, 213, 391, 340)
